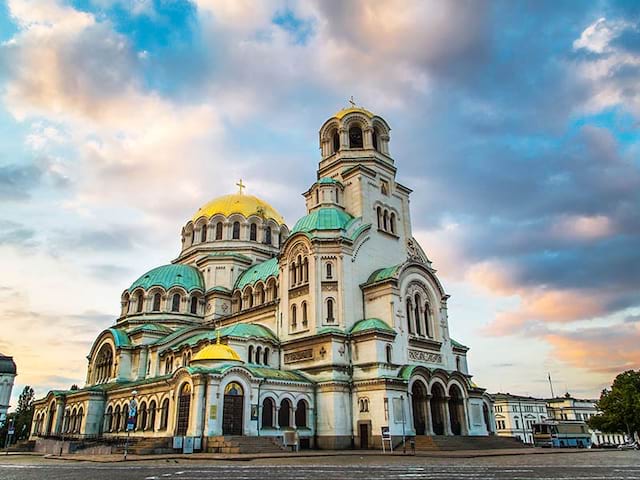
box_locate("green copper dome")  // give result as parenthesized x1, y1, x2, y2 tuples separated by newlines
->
(291, 207, 354, 234)
(129, 264, 204, 292)
(0, 354, 16, 375)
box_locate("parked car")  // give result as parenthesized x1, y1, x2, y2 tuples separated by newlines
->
(617, 442, 639, 450)
(594, 442, 618, 449)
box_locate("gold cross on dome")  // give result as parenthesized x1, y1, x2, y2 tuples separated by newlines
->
(349, 96, 356, 107)
(236, 179, 246, 195)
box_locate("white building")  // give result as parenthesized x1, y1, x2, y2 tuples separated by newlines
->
(491, 393, 547, 444)
(0, 354, 17, 423)
(31, 106, 493, 451)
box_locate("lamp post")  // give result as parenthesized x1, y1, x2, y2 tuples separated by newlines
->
(124, 390, 138, 461)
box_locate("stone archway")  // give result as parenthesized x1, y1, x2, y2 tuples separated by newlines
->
(222, 382, 244, 435)
(430, 383, 446, 435)
(448, 384, 466, 436)
(411, 381, 428, 435)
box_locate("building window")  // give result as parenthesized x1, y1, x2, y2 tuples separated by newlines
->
(152, 293, 161, 312)
(372, 129, 379, 151)
(250, 223, 257, 241)
(295, 400, 307, 428)
(302, 302, 308, 328)
(215, 222, 223, 240)
(190, 297, 198, 314)
(291, 304, 297, 330)
(232, 221, 241, 239)
(456, 356, 461, 371)
(159, 399, 169, 430)
(326, 298, 335, 322)
(359, 398, 370, 413)
(265, 227, 272, 245)
(414, 294, 422, 336)
(263, 347, 269, 366)
(390, 213, 396, 234)
(200, 226, 207, 243)
(332, 130, 340, 153)
(262, 397, 275, 428)
(279, 399, 292, 428)
(349, 126, 363, 148)
(136, 294, 144, 313)
(171, 293, 181, 312)
(377, 206, 382, 229)
(303, 258, 309, 283)
(255, 346, 262, 365)
(326, 262, 333, 279)
(406, 298, 414, 334)
(424, 304, 431, 337)
(386, 344, 392, 364)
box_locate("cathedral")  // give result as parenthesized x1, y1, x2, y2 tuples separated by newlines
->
(30, 106, 494, 450)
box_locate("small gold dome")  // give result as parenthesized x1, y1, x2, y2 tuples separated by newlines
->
(191, 193, 285, 224)
(334, 106, 374, 120)
(192, 341, 242, 362)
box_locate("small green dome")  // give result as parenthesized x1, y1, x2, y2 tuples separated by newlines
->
(291, 207, 354, 234)
(0, 354, 16, 375)
(129, 264, 204, 292)
(317, 177, 343, 186)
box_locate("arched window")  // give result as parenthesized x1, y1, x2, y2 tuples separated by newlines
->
(171, 293, 181, 312)
(302, 302, 308, 328)
(263, 347, 270, 366)
(200, 226, 207, 243)
(136, 294, 144, 313)
(372, 128, 379, 151)
(265, 227, 272, 245)
(190, 229, 195, 245)
(250, 223, 257, 241)
(456, 356, 461, 371)
(424, 304, 431, 337)
(295, 400, 307, 428)
(386, 344, 392, 364)
(326, 262, 333, 279)
(326, 298, 335, 322)
(303, 258, 309, 283)
(406, 298, 414, 334)
(279, 399, 292, 428)
(255, 346, 262, 365)
(290, 263, 297, 285)
(414, 294, 423, 336)
(152, 293, 161, 312)
(94, 343, 114, 384)
(114, 406, 121, 432)
(383, 210, 389, 231)
(316, 189, 319, 204)
(105, 405, 113, 432)
(262, 397, 275, 428)
(291, 304, 297, 329)
(336, 188, 339, 203)
(159, 398, 169, 430)
(139, 402, 147, 431)
(190, 296, 198, 314)
(332, 130, 340, 153)
(248, 346, 254, 364)
(148, 400, 156, 431)
(296, 255, 303, 282)
(390, 213, 396, 234)
(232, 221, 240, 239)
(349, 126, 363, 148)
(377, 206, 382, 229)
(215, 222, 223, 240)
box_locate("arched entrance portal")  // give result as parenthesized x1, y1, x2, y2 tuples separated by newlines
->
(46, 402, 56, 435)
(411, 382, 428, 435)
(176, 383, 191, 436)
(223, 382, 244, 435)
(430, 384, 446, 435)
(448, 384, 466, 436)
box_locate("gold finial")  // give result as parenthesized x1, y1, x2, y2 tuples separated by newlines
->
(216, 329, 221, 344)
(349, 96, 356, 107)
(236, 179, 246, 195)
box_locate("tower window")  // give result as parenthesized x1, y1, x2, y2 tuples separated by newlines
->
(171, 293, 181, 312)
(302, 301, 308, 328)
(326, 298, 335, 322)
(232, 221, 240, 239)
(326, 262, 333, 279)
(373, 129, 379, 151)
(349, 126, 363, 148)
(250, 223, 257, 241)
(291, 304, 297, 330)
(190, 296, 198, 314)
(265, 227, 272, 245)
(332, 130, 340, 153)
(390, 213, 396, 234)
(215, 222, 223, 240)
(200, 226, 207, 243)
(152, 293, 161, 312)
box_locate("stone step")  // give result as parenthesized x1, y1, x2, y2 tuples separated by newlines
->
(414, 435, 525, 451)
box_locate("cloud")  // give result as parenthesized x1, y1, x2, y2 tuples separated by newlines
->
(0, 163, 41, 200)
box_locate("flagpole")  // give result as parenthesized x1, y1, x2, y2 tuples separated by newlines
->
(548, 373, 555, 398)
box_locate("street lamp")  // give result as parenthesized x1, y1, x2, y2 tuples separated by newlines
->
(124, 390, 138, 461)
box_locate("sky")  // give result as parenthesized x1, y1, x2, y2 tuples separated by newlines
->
(0, 0, 639, 409)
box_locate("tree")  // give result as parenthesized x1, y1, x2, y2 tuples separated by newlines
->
(589, 370, 640, 439)
(13, 386, 35, 441)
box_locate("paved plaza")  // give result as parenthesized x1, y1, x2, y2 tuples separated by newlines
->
(1, 450, 639, 480)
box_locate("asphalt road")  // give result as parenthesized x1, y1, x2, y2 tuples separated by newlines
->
(1, 451, 639, 480)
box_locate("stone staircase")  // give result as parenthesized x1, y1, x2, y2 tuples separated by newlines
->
(206, 435, 287, 454)
(111, 437, 173, 455)
(413, 435, 526, 451)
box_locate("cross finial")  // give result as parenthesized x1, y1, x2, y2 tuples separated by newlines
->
(216, 329, 221, 344)
(348, 96, 356, 107)
(236, 179, 246, 195)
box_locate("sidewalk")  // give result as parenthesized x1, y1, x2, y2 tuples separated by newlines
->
(43, 447, 598, 463)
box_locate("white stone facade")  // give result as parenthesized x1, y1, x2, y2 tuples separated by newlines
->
(31, 107, 492, 450)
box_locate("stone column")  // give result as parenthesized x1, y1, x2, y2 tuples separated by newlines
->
(363, 126, 373, 149)
(425, 395, 434, 435)
(339, 128, 348, 149)
(443, 397, 453, 436)
(192, 379, 206, 438)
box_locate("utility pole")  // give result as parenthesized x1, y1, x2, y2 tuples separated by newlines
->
(548, 373, 555, 398)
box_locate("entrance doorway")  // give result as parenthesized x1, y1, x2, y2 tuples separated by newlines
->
(222, 382, 244, 435)
(359, 423, 369, 449)
(176, 383, 191, 436)
(411, 382, 428, 435)
(430, 383, 445, 435)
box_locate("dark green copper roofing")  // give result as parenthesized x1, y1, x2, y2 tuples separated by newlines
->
(129, 264, 204, 292)
(235, 258, 279, 290)
(317, 177, 343, 186)
(219, 323, 278, 342)
(365, 264, 402, 285)
(187, 363, 312, 383)
(291, 207, 354, 234)
(0, 354, 16, 375)
(108, 328, 131, 348)
(451, 338, 469, 350)
(349, 318, 396, 335)
(128, 324, 172, 335)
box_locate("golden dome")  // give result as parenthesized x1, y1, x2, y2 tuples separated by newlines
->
(334, 106, 374, 120)
(191, 193, 285, 224)
(192, 341, 242, 362)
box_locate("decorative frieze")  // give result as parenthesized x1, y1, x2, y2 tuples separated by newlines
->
(408, 349, 442, 364)
(284, 348, 314, 364)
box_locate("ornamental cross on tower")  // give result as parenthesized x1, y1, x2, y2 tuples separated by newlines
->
(236, 179, 246, 195)
(349, 96, 356, 107)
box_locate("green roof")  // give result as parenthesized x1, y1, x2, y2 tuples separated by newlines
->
(219, 323, 278, 342)
(317, 177, 343, 186)
(129, 264, 204, 292)
(451, 338, 469, 350)
(349, 318, 396, 335)
(109, 328, 131, 348)
(169, 331, 218, 352)
(317, 326, 346, 336)
(365, 264, 402, 285)
(235, 258, 279, 290)
(128, 324, 172, 335)
(187, 364, 312, 383)
(206, 286, 232, 295)
(291, 207, 354, 234)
